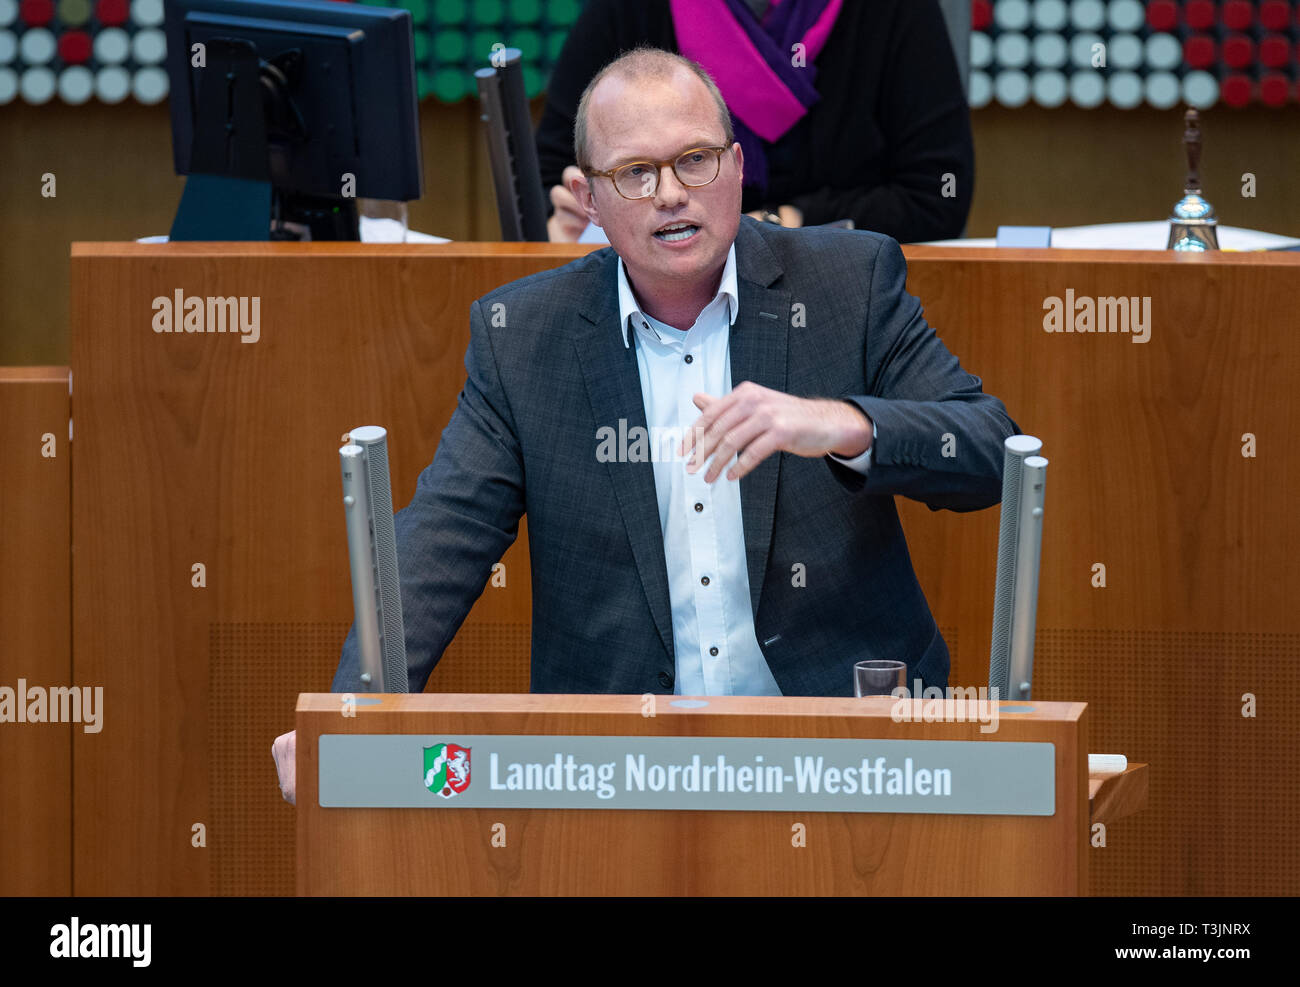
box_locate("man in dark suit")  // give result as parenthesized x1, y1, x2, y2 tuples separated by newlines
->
(274, 47, 1016, 803)
(329, 48, 1017, 699)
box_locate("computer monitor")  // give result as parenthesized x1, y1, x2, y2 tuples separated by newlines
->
(163, 0, 423, 241)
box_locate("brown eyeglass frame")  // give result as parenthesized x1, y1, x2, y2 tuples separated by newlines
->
(583, 145, 731, 200)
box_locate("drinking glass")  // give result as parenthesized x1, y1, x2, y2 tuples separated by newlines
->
(853, 659, 907, 697)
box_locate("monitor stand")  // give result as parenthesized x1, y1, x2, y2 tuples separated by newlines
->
(170, 38, 359, 242)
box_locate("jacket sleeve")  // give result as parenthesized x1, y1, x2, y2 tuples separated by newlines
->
(790, 0, 974, 242)
(825, 234, 1019, 512)
(332, 300, 527, 692)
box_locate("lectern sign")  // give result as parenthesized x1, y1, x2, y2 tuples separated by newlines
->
(321, 735, 1056, 816)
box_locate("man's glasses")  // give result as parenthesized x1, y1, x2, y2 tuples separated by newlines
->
(584, 146, 730, 200)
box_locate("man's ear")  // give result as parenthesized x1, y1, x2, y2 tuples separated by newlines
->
(571, 172, 601, 228)
(732, 141, 744, 186)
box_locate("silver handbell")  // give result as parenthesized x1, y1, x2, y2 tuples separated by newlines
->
(1168, 108, 1219, 252)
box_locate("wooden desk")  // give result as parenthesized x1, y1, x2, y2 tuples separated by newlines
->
(1090, 764, 1149, 826)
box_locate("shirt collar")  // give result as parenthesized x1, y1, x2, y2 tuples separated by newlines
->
(617, 242, 739, 347)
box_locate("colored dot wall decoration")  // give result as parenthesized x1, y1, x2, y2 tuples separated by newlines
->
(1, 2, 1297, 107)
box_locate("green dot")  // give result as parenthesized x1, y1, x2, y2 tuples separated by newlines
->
(58, 0, 92, 26)
(472, 30, 501, 61)
(472, 0, 503, 26)
(402, 0, 429, 24)
(433, 30, 467, 63)
(433, 0, 465, 23)
(434, 68, 466, 101)
(417, 69, 434, 99)
(413, 31, 430, 62)
(509, 0, 540, 25)
(506, 29, 540, 58)
(523, 64, 542, 99)
(360, 0, 389, 6)
(545, 30, 566, 62)
(548, 0, 580, 26)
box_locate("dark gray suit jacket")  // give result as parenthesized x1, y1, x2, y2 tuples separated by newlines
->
(333, 217, 1018, 697)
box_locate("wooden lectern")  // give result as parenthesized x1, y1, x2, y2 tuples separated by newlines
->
(297, 693, 1121, 896)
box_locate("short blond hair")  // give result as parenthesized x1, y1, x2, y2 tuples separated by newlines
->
(573, 47, 735, 172)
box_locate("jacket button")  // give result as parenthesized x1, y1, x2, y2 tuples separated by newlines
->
(659, 671, 674, 688)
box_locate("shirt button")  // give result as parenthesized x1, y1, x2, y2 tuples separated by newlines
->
(700, 576, 710, 586)
(709, 646, 719, 656)
(694, 502, 703, 512)
(684, 354, 693, 364)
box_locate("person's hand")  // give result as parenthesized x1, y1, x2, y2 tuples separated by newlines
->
(272, 729, 297, 806)
(680, 384, 872, 482)
(547, 165, 588, 242)
(743, 205, 803, 228)
(778, 205, 803, 228)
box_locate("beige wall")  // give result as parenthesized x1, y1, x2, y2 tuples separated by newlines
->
(3, 99, 1298, 366)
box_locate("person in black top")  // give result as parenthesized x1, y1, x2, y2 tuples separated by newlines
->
(538, 0, 973, 244)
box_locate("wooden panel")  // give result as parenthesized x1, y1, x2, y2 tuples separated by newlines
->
(897, 248, 1300, 895)
(296, 694, 1088, 896)
(68, 243, 1300, 896)
(9, 98, 1300, 368)
(69, 243, 589, 895)
(0, 98, 533, 368)
(967, 106, 1300, 242)
(0, 367, 72, 895)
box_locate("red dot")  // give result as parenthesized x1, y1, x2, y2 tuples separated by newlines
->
(1146, 0, 1179, 32)
(1221, 0, 1254, 31)
(1259, 0, 1291, 31)
(19, 0, 54, 26)
(97, 0, 129, 26)
(1259, 73, 1290, 106)
(1183, 36, 1217, 70)
(1259, 35, 1290, 69)
(1220, 74, 1253, 107)
(971, 0, 992, 32)
(1221, 35, 1254, 69)
(1184, 0, 1217, 31)
(58, 29, 92, 63)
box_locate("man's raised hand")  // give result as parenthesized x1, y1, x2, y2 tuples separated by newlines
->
(679, 382, 872, 483)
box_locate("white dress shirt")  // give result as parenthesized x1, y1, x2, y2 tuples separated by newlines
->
(616, 243, 875, 696)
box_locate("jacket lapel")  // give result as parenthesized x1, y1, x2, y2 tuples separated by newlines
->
(574, 255, 676, 663)
(729, 221, 790, 618)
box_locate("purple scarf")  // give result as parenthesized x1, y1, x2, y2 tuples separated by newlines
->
(670, 0, 842, 196)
